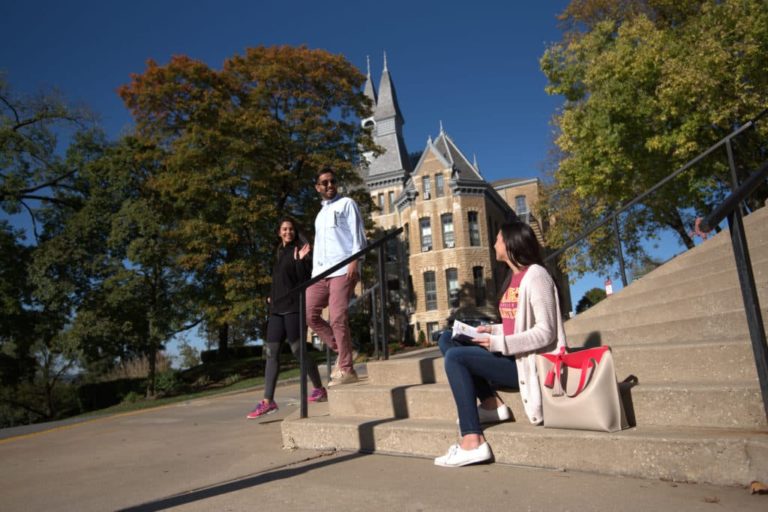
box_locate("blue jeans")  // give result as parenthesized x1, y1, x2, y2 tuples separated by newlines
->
(438, 330, 519, 436)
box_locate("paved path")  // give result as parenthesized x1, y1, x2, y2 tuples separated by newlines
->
(1, 379, 765, 511)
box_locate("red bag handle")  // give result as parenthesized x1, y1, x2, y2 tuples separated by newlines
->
(542, 346, 608, 397)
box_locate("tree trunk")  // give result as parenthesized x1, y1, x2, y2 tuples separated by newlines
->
(663, 207, 695, 250)
(218, 323, 230, 360)
(146, 346, 157, 398)
(146, 315, 158, 398)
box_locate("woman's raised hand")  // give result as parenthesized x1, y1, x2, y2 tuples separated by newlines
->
(296, 243, 311, 260)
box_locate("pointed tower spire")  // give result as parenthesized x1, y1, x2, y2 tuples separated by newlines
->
(364, 52, 412, 185)
(439, 120, 444, 134)
(363, 55, 377, 105)
(375, 52, 403, 121)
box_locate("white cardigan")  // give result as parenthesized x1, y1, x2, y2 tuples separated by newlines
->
(488, 264, 566, 424)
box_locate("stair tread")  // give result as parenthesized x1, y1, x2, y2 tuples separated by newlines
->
(287, 411, 768, 440)
(334, 380, 761, 394)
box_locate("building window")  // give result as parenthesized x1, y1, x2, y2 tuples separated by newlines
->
(386, 237, 398, 262)
(426, 322, 439, 340)
(473, 266, 486, 307)
(446, 268, 459, 307)
(423, 176, 431, 199)
(378, 193, 385, 212)
(435, 173, 444, 197)
(424, 271, 437, 310)
(468, 211, 481, 246)
(388, 191, 395, 212)
(419, 217, 432, 251)
(403, 222, 410, 258)
(441, 213, 455, 248)
(516, 195, 529, 223)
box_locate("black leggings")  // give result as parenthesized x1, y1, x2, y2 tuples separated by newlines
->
(264, 313, 323, 401)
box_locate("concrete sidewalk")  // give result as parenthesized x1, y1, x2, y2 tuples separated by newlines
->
(0, 380, 765, 511)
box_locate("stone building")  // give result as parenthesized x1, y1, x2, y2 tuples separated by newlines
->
(360, 57, 570, 342)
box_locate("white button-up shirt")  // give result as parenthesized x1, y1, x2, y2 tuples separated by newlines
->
(312, 195, 366, 278)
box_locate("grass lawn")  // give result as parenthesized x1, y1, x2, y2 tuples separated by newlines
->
(73, 356, 327, 419)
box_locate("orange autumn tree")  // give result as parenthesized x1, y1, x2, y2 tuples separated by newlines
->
(118, 46, 375, 355)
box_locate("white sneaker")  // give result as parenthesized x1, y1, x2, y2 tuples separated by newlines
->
(434, 442, 493, 467)
(331, 350, 359, 379)
(478, 404, 511, 424)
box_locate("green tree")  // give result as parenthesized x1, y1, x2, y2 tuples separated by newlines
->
(33, 135, 200, 396)
(117, 46, 376, 357)
(0, 76, 105, 423)
(176, 336, 201, 369)
(575, 287, 607, 313)
(540, 0, 768, 277)
(0, 76, 94, 235)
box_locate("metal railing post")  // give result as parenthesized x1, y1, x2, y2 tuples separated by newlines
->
(298, 293, 308, 419)
(371, 292, 380, 360)
(725, 139, 741, 206)
(726, 210, 768, 419)
(613, 215, 628, 287)
(378, 244, 389, 360)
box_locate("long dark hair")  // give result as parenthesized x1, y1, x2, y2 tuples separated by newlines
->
(499, 221, 544, 268)
(496, 221, 546, 300)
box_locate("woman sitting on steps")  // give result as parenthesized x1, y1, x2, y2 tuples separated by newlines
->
(435, 221, 566, 467)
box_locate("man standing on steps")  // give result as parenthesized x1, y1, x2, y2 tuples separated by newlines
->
(306, 167, 367, 386)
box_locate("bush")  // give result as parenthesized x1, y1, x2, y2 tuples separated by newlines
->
(103, 353, 172, 380)
(77, 378, 145, 410)
(200, 345, 263, 363)
(121, 391, 143, 404)
(155, 370, 180, 395)
(224, 373, 242, 386)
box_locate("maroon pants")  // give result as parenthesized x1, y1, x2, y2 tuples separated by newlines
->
(305, 275, 355, 372)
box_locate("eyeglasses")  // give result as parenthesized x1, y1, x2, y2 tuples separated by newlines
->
(318, 179, 336, 187)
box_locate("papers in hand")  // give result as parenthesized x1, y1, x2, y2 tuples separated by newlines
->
(452, 320, 485, 346)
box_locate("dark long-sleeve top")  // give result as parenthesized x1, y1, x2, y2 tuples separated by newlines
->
(269, 241, 312, 315)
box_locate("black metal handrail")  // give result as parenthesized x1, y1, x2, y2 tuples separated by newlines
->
(277, 226, 403, 419)
(701, 161, 768, 419)
(700, 160, 768, 232)
(544, 109, 768, 287)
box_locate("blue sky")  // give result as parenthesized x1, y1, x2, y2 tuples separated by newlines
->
(1, 1, 691, 351)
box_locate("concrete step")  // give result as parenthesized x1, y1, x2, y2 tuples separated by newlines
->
(644, 206, 768, 278)
(281, 412, 768, 486)
(568, 255, 768, 325)
(368, 339, 760, 387)
(565, 310, 760, 345)
(610, 338, 759, 383)
(564, 287, 768, 333)
(622, 246, 768, 294)
(643, 228, 768, 280)
(328, 378, 764, 429)
(565, 207, 768, 327)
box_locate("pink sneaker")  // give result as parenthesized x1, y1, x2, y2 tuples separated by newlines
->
(246, 400, 278, 419)
(309, 387, 328, 402)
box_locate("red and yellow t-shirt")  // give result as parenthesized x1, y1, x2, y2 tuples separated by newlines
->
(498, 268, 528, 336)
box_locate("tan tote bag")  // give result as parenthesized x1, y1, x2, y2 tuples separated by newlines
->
(535, 346, 628, 432)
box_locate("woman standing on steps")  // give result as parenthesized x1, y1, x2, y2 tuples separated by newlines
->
(435, 221, 566, 466)
(246, 217, 327, 419)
